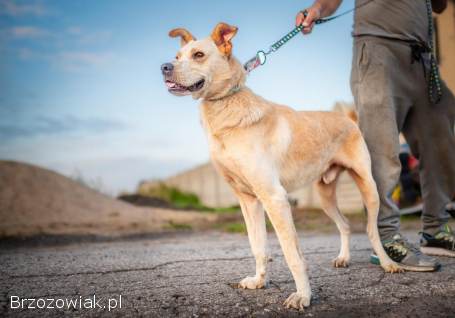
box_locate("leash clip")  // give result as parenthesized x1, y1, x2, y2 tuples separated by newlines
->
(244, 50, 268, 73)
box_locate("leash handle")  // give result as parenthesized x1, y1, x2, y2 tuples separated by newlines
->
(301, 10, 331, 25)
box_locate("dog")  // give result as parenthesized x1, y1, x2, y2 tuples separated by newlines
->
(161, 22, 401, 310)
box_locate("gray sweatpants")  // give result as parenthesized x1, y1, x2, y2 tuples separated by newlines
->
(350, 36, 455, 240)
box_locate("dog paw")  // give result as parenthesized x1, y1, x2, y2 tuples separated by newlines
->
(238, 276, 267, 289)
(382, 262, 404, 273)
(283, 292, 311, 311)
(332, 256, 350, 268)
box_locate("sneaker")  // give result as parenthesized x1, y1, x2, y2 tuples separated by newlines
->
(370, 233, 440, 272)
(421, 224, 455, 257)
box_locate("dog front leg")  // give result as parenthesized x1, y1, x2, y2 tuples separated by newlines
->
(236, 192, 268, 289)
(259, 187, 311, 310)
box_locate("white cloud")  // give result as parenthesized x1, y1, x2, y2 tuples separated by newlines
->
(0, 0, 48, 17)
(17, 47, 36, 60)
(8, 26, 49, 38)
(0, 114, 125, 139)
(66, 26, 112, 44)
(3, 46, 115, 72)
(79, 30, 112, 45)
(56, 51, 115, 72)
(66, 26, 82, 35)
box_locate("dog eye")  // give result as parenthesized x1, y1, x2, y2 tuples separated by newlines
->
(193, 51, 205, 59)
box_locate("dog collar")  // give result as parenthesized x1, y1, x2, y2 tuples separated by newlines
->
(206, 84, 242, 102)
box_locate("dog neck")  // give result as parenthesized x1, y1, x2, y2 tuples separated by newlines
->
(199, 56, 271, 137)
(205, 84, 242, 102)
(202, 57, 246, 101)
(200, 86, 271, 138)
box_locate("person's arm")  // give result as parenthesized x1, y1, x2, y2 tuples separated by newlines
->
(295, 0, 343, 34)
(432, 0, 447, 14)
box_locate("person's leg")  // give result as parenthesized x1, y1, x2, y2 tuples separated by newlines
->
(402, 81, 455, 257)
(351, 38, 440, 270)
(350, 39, 406, 241)
(402, 81, 455, 234)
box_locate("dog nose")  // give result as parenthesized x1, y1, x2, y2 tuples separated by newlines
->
(161, 63, 174, 75)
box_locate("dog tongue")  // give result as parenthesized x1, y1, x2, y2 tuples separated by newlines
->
(166, 81, 177, 88)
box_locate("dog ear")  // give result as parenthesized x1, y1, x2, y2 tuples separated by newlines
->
(169, 28, 196, 47)
(211, 22, 238, 57)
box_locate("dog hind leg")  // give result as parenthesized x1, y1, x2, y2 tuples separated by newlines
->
(316, 175, 351, 268)
(347, 140, 402, 273)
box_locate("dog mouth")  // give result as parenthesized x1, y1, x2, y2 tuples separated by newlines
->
(165, 78, 205, 94)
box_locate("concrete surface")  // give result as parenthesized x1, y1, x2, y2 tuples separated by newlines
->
(1, 231, 455, 317)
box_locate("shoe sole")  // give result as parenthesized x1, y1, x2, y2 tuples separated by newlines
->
(370, 254, 440, 272)
(421, 246, 455, 257)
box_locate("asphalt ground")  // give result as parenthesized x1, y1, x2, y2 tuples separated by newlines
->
(1, 231, 455, 317)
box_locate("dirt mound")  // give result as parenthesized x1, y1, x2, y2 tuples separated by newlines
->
(0, 161, 215, 237)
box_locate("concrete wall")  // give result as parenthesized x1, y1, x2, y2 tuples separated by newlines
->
(164, 163, 237, 207)
(142, 162, 364, 213)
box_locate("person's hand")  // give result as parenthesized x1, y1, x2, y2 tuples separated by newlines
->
(431, 0, 447, 14)
(295, 5, 321, 34)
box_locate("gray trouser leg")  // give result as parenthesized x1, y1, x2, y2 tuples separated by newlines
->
(350, 39, 406, 240)
(402, 81, 455, 234)
(351, 37, 455, 240)
(353, 85, 404, 241)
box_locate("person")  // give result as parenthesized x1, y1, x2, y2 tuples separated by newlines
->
(296, 0, 455, 271)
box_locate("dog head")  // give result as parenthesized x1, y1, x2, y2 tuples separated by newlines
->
(161, 22, 245, 100)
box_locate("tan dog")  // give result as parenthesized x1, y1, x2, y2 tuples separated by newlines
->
(161, 22, 401, 310)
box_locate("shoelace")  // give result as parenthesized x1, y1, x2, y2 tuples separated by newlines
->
(387, 237, 421, 255)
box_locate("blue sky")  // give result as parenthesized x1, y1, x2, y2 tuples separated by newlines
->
(0, 0, 355, 195)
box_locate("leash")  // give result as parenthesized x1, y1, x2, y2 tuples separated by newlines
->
(425, 0, 442, 103)
(243, 0, 375, 73)
(243, 0, 441, 104)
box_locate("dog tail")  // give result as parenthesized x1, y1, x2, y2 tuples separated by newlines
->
(334, 103, 358, 124)
(346, 109, 358, 124)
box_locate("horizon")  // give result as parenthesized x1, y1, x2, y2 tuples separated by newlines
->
(0, 0, 356, 195)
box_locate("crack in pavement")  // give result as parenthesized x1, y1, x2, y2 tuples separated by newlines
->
(5, 248, 374, 280)
(363, 271, 386, 288)
(6, 257, 253, 279)
(269, 280, 282, 291)
(5, 249, 453, 297)
(228, 283, 251, 308)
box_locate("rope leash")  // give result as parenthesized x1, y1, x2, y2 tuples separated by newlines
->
(243, 0, 442, 104)
(243, 0, 375, 73)
(425, 0, 442, 103)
